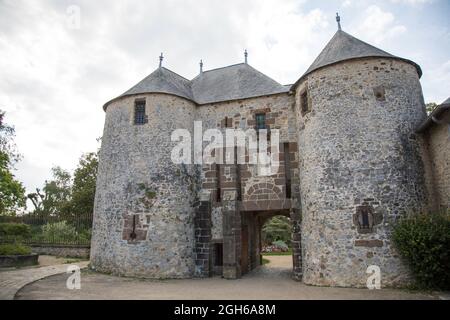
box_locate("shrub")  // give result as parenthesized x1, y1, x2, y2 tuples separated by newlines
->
(0, 223, 31, 239)
(41, 221, 78, 242)
(392, 212, 450, 290)
(0, 243, 31, 256)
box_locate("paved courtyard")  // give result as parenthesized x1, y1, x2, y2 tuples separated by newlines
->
(10, 256, 444, 300)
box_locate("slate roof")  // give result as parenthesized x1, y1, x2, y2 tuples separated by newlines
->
(103, 63, 289, 109)
(121, 67, 194, 102)
(191, 63, 288, 105)
(417, 97, 450, 133)
(292, 30, 422, 88)
(103, 30, 423, 110)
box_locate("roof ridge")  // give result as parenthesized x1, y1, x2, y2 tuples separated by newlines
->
(161, 67, 192, 83)
(192, 62, 246, 80)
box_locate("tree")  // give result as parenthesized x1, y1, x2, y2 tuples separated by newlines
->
(261, 216, 292, 246)
(426, 103, 438, 115)
(0, 110, 25, 215)
(0, 153, 26, 215)
(70, 152, 98, 216)
(27, 152, 98, 219)
(27, 167, 72, 217)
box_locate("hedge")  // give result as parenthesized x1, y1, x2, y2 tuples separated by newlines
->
(392, 212, 450, 290)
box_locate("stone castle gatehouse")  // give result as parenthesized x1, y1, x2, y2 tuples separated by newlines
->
(90, 21, 450, 288)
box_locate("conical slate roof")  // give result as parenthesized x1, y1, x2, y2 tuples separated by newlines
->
(191, 63, 288, 105)
(442, 97, 450, 106)
(104, 63, 289, 109)
(293, 30, 422, 87)
(121, 67, 194, 102)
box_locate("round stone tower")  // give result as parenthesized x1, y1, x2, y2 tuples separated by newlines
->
(90, 67, 198, 278)
(294, 30, 428, 287)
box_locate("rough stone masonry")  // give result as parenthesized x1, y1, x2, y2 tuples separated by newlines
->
(90, 26, 449, 288)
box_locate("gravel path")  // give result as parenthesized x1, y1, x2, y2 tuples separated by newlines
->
(13, 256, 442, 300)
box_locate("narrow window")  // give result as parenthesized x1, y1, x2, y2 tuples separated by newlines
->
(284, 143, 292, 199)
(214, 243, 223, 266)
(216, 164, 221, 203)
(134, 100, 147, 125)
(355, 206, 373, 232)
(300, 90, 310, 116)
(361, 210, 370, 229)
(255, 113, 266, 130)
(235, 146, 242, 201)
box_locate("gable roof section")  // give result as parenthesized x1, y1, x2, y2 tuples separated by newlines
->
(292, 30, 422, 89)
(103, 64, 289, 110)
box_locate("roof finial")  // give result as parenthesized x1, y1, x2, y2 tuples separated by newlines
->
(244, 49, 248, 64)
(200, 59, 203, 74)
(336, 13, 342, 31)
(159, 53, 164, 68)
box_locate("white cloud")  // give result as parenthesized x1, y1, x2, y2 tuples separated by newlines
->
(422, 60, 450, 104)
(342, 0, 352, 8)
(354, 5, 407, 44)
(389, 0, 434, 5)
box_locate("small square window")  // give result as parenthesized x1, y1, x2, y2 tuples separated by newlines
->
(134, 100, 147, 125)
(222, 117, 233, 128)
(255, 113, 266, 130)
(354, 206, 374, 234)
(373, 86, 386, 102)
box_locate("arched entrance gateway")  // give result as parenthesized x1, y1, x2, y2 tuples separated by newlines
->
(193, 139, 303, 281)
(240, 210, 295, 276)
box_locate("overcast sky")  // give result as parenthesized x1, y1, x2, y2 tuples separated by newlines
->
(0, 0, 449, 198)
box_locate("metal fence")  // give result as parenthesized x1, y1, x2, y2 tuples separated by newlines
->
(0, 213, 93, 246)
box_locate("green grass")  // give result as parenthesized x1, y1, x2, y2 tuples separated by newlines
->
(262, 258, 270, 265)
(262, 250, 292, 256)
(0, 243, 32, 256)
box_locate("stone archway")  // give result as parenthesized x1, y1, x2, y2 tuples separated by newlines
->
(239, 209, 302, 280)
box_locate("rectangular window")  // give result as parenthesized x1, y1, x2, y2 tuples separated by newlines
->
(214, 243, 223, 266)
(361, 211, 370, 229)
(235, 146, 242, 201)
(300, 90, 310, 116)
(216, 164, 221, 203)
(134, 100, 147, 125)
(284, 143, 292, 199)
(255, 113, 266, 130)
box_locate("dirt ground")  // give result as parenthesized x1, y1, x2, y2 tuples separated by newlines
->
(15, 256, 441, 300)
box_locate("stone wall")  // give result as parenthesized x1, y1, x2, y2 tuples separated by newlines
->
(31, 245, 90, 259)
(197, 94, 300, 211)
(423, 109, 450, 211)
(296, 58, 428, 288)
(91, 93, 198, 279)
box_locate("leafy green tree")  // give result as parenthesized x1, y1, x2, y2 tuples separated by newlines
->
(70, 152, 98, 216)
(27, 167, 72, 217)
(0, 110, 25, 215)
(27, 152, 98, 219)
(262, 216, 292, 246)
